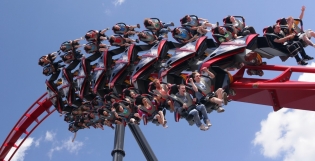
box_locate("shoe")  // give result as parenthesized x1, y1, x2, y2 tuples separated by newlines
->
(223, 92, 228, 105)
(163, 120, 168, 128)
(137, 24, 140, 28)
(303, 55, 314, 61)
(136, 39, 139, 43)
(298, 60, 308, 65)
(170, 22, 174, 26)
(216, 107, 225, 113)
(200, 124, 209, 131)
(167, 27, 171, 32)
(205, 119, 212, 127)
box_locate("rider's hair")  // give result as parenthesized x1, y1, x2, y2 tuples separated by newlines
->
(223, 15, 232, 24)
(191, 71, 199, 80)
(144, 18, 151, 27)
(152, 78, 159, 86)
(60, 55, 68, 62)
(109, 37, 114, 44)
(178, 84, 185, 89)
(112, 25, 119, 31)
(38, 59, 44, 66)
(272, 24, 278, 30)
(180, 15, 189, 24)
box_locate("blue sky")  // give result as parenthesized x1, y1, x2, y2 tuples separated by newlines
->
(1, 0, 315, 161)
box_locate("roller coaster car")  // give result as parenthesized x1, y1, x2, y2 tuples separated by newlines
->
(109, 44, 152, 94)
(134, 94, 163, 126)
(200, 29, 265, 72)
(76, 57, 95, 101)
(168, 84, 199, 126)
(159, 36, 215, 84)
(46, 80, 65, 113)
(131, 40, 184, 93)
(91, 51, 114, 98)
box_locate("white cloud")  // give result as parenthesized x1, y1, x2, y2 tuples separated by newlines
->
(297, 62, 315, 82)
(45, 131, 56, 142)
(253, 62, 315, 161)
(5, 137, 34, 161)
(113, 0, 125, 6)
(48, 137, 83, 159)
(34, 137, 42, 147)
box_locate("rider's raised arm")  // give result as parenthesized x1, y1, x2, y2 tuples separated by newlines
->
(189, 78, 198, 92)
(299, 6, 305, 20)
(202, 67, 215, 79)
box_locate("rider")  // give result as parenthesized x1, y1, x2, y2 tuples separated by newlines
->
(214, 26, 237, 43)
(143, 18, 174, 38)
(174, 84, 210, 131)
(108, 35, 139, 47)
(84, 42, 110, 54)
(60, 50, 83, 64)
(137, 30, 159, 45)
(189, 68, 228, 113)
(180, 15, 214, 35)
(42, 61, 64, 76)
(112, 23, 140, 37)
(38, 52, 57, 67)
(85, 28, 109, 42)
(223, 15, 256, 36)
(172, 27, 198, 44)
(137, 96, 168, 128)
(271, 24, 311, 65)
(112, 102, 141, 124)
(288, 6, 315, 51)
(152, 79, 174, 112)
(60, 38, 83, 53)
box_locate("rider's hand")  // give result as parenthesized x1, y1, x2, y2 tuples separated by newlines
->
(193, 98, 196, 102)
(302, 6, 305, 12)
(189, 78, 193, 82)
(183, 103, 188, 109)
(201, 67, 208, 72)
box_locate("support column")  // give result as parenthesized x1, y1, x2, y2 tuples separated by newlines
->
(111, 124, 126, 161)
(128, 123, 158, 161)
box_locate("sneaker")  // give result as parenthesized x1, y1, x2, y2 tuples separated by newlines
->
(216, 107, 225, 113)
(170, 22, 174, 26)
(223, 92, 228, 105)
(199, 124, 209, 131)
(303, 55, 314, 61)
(298, 60, 308, 65)
(137, 24, 140, 28)
(136, 39, 139, 43)
(205, 119, 212, 127)
(167, 27, 172, 32)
